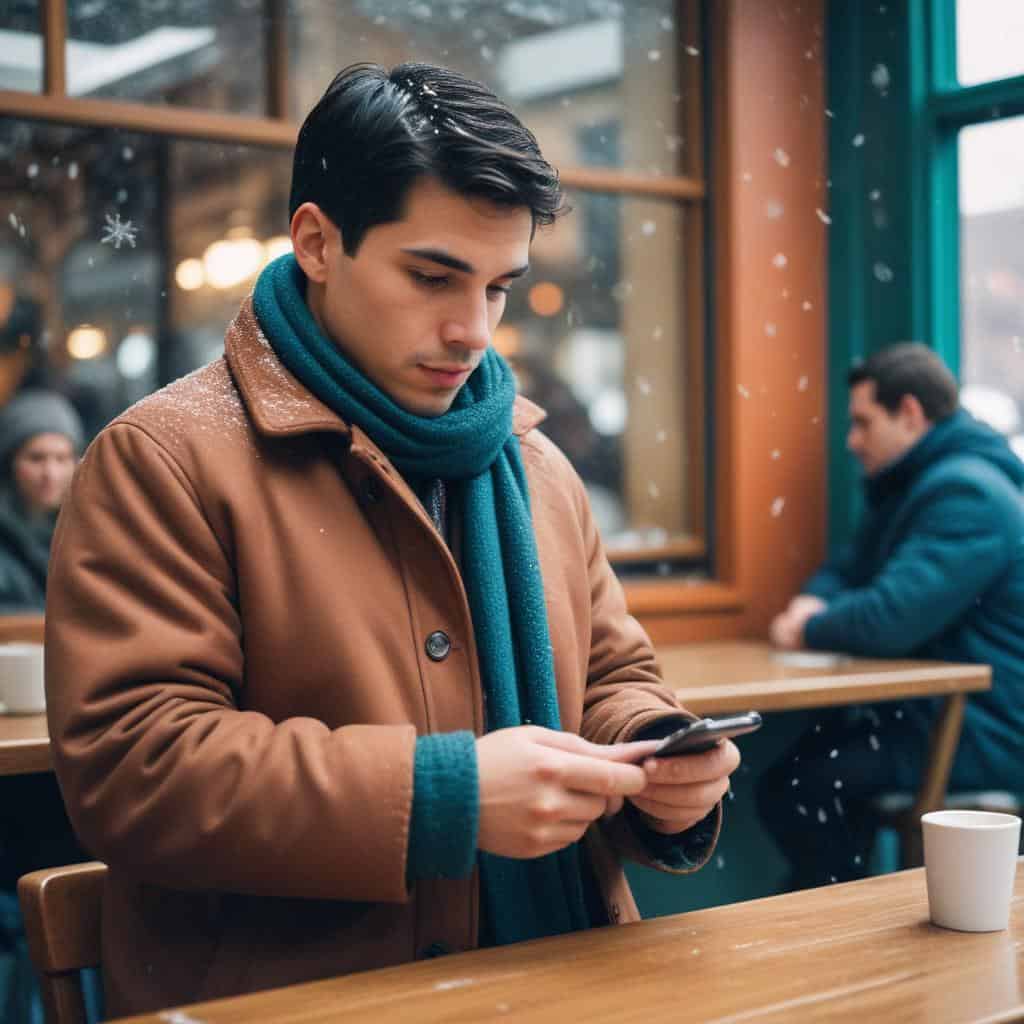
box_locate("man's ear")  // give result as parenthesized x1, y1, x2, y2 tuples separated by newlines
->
(290, 202, 339, 284)
(899, 393, 929, 431)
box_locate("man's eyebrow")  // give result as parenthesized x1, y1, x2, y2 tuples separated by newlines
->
(400, 247, 530, 278)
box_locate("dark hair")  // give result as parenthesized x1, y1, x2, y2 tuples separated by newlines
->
(848, 342, 959, 422)
(289, 62, 565, 256)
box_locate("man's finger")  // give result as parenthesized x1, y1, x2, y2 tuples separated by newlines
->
(642, 739, 740, 781)
(533, 729, 661, 763)
(557, 752, 650, 797)
(636, 777, 731, 811)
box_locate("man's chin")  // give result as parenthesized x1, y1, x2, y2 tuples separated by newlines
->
(395, 393, 457, 419)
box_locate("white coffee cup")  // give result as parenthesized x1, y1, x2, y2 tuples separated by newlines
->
(922, 809, 1021, 932)
(0, 643, 46, 715)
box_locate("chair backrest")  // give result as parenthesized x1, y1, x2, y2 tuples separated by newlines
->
(17, 861, 107, 1024)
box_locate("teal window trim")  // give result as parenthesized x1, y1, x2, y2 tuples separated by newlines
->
(825, 0, 1024, 549)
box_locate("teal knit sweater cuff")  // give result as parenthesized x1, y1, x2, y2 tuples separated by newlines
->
(407, 731, 479, 881)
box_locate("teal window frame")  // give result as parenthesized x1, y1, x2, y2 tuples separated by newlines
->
(824, 0, 1024, 549)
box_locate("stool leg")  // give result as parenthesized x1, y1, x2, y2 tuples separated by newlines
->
(900, 823, 924, 869)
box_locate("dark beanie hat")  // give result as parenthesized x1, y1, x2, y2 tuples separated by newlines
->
(0, 389, 84, 474)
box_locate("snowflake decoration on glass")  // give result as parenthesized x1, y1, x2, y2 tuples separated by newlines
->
(100, 212, 138, 250)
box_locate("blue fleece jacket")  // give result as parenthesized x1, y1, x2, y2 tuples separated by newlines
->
(803, 410, 1024, 789)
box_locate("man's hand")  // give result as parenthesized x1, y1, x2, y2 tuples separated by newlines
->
(770, 594, 828, 649)
(629, 740, 740, 835)
(476, 726, 660, 859)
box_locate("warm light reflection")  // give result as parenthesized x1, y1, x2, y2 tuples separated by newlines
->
(263, 235, 292, 262)
(527, 281, 565, 317)
(203, 236, 264, 289)
(175, 257, 205, 291)
(67, 325, 107, 360)
(492, 325, 521, 357)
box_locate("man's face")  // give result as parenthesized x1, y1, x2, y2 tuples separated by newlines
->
(301, 178, 532, 418)
(12, 432, 76, 514)
(846, 380, 921, 476)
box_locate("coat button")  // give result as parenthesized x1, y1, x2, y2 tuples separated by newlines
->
(421, 942, 450, 958)
(425, 631, 451, 662)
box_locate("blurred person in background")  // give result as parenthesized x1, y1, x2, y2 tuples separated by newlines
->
(761, 342, 1024, 890)
(0, 388, 83, 612)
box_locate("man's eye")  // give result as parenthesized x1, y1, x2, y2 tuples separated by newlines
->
(409, 270, 448, 289)
(487, 284, 511, 298)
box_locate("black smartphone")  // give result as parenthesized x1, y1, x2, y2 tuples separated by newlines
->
(652, 711, 763, 758)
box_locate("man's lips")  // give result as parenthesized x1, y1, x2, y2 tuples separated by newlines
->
(418, 364, 474, 386)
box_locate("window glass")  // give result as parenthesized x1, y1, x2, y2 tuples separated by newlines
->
(0, 1, 43, 93)
(0, 120, 290, 441)
(958, 116, 1024, 460)
(956, 0, 1024, 87)
(287, 0, 701, 178)
(502, 190, 705, 557)
(62, 0, 268, 113)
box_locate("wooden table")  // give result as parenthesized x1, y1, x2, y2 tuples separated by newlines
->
(0, 615, 49, 775)
(659, 641, 993, 863)
(658, 641, 991, 716)
(0, 614, 44, 645)
(0, 713, 51, 775)
(115, 860, 1024, 1023)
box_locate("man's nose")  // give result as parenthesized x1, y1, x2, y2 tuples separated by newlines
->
(441, 296, 491, 351)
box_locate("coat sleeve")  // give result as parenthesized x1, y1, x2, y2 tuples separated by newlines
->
(45, 422, 416, 902)
(563, 463, 721, 872)
(804, 476, 1015, 657)
(802, 542, 857, 601)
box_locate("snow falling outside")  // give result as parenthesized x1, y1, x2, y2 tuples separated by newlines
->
(100, 212, 138, 250)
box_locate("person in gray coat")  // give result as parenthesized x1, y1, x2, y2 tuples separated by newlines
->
(0, 388, 83, 613)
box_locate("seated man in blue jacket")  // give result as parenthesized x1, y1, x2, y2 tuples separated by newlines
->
(759, 342, 1024, 889)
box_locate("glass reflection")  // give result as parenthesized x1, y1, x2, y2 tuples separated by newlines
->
(0, 1, 42, 93)
(959, 116, 1024, 461)
(957, 0, 1024, 87)
(0, 120, 290, 443)
(503, 190, 702, 551)
(60, 0, 267, 112)
(287, 0, 699, 178)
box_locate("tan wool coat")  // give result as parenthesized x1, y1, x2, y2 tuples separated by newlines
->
(44, 299, 719, 1017)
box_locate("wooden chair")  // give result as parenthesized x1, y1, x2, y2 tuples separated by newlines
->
(17, 861, 106, 1024)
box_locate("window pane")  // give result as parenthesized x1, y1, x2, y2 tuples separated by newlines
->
(0, 119, 290, 443)
(500, 190, 705, 564)
(63, 0, 267, 113)
(287, 0, 702, 179)
(0, 1, 43, 93)
(959, 117, 1024, 461)
(0, 125, 706, 574)
(956, 0, 1024, 87)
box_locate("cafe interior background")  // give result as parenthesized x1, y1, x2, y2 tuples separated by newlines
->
(0, 0, 1021, 915)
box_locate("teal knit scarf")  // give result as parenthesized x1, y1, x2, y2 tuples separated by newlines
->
(253, 254, 589, 943)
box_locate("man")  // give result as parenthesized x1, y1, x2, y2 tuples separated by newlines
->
(760, 342, 1024, 888)
(45, 63, 738, 1017)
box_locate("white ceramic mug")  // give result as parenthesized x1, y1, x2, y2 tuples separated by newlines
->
(0, 643, 46, 715)
(922, 809, 1021, 932)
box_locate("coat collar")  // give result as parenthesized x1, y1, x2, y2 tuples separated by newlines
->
(225, 296, 546, 442)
